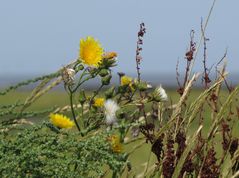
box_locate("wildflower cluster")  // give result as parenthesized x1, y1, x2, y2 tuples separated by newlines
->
(51, 35, 169, 139)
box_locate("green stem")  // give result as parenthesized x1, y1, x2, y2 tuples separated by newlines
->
(72, 76, 92, 93)
(69, 88, 81, 133)
(89, 84, 104, 109)
(73, 70, 100, 93)
(80, 103, 85, 128)
(79, 68, 88, 81)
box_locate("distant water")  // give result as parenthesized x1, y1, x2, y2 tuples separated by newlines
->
(0, 73, 238, 90)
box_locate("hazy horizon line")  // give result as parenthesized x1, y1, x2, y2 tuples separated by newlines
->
(0, 72, 238, 88)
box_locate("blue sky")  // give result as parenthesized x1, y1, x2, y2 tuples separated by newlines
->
(0, 0, 238, 77)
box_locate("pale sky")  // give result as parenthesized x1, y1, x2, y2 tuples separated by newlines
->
(0, 0, 238, 77)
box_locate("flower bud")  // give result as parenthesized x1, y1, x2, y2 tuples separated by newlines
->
(77, 64, 84, 71)
(137, 82, 148, 91)
(106, 58, 117, 66)
(100, 58, 117, 69)
(101, 75, 112, 85)
(117, 85, 127, 94)
(99, 69, 109, 77)
(102, 52, 117, 59)
(88, 67, 98, 76)
(79, 90, 86, 105)
(105, 86, 115, 99)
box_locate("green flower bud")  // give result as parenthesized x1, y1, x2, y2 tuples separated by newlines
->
(106, 58, 116, 66)
(99, 69, 109, 77)
(88, 67, 98, 77)
(152, 94, 161, 102)
(137, 82, 148, 91)
(105, 86, 115, 99)
(77, 64, 84, 71)
(117, 85, 127, 94)
(100, 58, 117, 69)
(101, 75, 112, 85)
(79, 90, 86, 105)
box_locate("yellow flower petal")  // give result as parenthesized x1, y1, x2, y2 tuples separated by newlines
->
(94, 97, 105, 107)
(49, 113, 74, 129)
(121, 76, 132, 86)
(108, 135, 123, 153)
(79, 36, 104, 67)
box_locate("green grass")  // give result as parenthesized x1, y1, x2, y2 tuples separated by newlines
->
(0, 88, 221, 109)
(1, 89, 237, 177)
(0, 91, 69, 110)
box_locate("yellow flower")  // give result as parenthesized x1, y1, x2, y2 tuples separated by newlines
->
(79, 36, 104, 67)
(102, 52, 117, 59)
(49, 113, 74, 129)
(108, 135, 123, 153)
(94, 97, 105, 107)
(121, 76, 132, 86)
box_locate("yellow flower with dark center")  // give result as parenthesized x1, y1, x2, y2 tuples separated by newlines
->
(79, 36, 104, 67)
(49, 113, 74, 129)
(121, 76, 132, 86)
(108, 135, 123, 153)
(94, 97, 105, 107)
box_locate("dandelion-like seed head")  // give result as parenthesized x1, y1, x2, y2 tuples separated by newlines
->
(104, 99, 119, 126)
(155, 85, 168, 102)
(49, 113, 74, 129)
(79, 36, 104, 67)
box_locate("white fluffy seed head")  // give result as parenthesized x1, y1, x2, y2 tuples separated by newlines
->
(147, 83, 153, 89)
(156, 85, 168, 102)
(104, 99, 119, 125)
